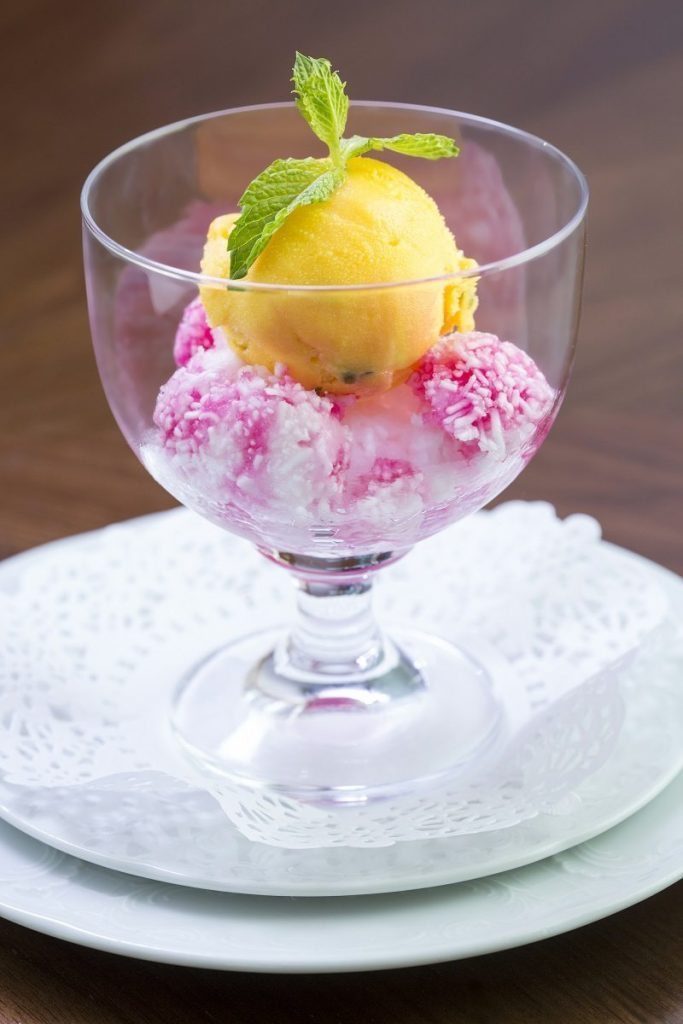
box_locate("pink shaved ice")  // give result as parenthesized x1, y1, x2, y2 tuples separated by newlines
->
(146, 323, 556, 553)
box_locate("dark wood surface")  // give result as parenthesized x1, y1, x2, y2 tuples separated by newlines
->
(1, 0, 681, 1019)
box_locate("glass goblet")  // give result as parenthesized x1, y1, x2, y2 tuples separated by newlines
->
(82, 102, 588, 803)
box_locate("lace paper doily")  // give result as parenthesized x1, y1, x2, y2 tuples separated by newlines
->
(0, 502, 674, 857)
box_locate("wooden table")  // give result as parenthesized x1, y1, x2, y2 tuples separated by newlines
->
(1, 0, 681, 1019)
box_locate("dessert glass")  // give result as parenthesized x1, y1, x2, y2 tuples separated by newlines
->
(82, 103, 588, 804)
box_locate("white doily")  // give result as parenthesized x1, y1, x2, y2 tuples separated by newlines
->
(0, 502, 673, 858)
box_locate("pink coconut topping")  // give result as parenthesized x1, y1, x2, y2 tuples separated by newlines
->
(156, 350, 332, 457)
(360, 457, 416, 490)
(346, 456, 418, 503)
(173, 297, 217, 367)
(152, 348, 348, 510)
(410, 332, 554, 459)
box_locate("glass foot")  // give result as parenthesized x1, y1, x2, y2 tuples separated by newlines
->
(170, 627, 501, 803)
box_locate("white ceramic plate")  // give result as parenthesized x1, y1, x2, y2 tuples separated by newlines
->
(0, 506, 681, 896)
(0, 771, 681, 973)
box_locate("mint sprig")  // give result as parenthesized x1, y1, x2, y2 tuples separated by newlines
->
(340, 133, 459, 162)
(292, 53, 349, 161)
(227, 53, 459, 280)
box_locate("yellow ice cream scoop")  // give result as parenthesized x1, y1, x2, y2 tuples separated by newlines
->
(200, 157, 477, 395)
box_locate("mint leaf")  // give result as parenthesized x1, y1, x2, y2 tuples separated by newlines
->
(292, 52, 348, 158)
(227, 157, 342, 279)
(341, 133, 459, 162)
(227, 54, 461, 278)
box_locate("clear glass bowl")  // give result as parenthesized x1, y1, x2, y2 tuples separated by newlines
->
(82, 102, 588, 803)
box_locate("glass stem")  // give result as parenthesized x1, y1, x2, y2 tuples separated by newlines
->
(257, 549, 423, 705)
(285, 577, 385, 679)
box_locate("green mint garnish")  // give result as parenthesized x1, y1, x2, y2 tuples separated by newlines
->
(292, 53, 349, 163)
(227, 53, 459, 280)
(227, 159, 344, 281)
(340, 133, 459, 162)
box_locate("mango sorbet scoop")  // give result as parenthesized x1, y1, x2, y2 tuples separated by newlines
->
(200, 54, 478, 395)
